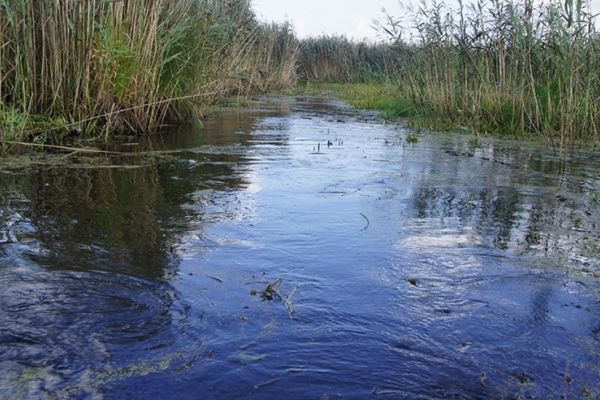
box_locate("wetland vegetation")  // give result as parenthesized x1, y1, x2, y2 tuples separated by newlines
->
(296, 0, 600, 145)
(1, 1, 600, 398)
(0, 0, 298, 146)
(1, 0, 599, 148)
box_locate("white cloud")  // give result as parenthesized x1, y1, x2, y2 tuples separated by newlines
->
(253, 0, 600, 40)
(253, 0, 399, 39)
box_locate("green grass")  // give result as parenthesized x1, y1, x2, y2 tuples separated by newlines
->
(406, 134, 421, 143)
(294, 0, 600, 146)
(296, 83, 414, 118)
(294, 82, 475, 136)
(293, 82, 550, 141)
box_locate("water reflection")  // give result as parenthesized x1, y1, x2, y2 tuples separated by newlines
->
(0, 97, 599, 399)
(404, 140, 600, 269)
(0, 101, 292, 278)
(2, 168, 175, 278)
(0, 101, 292, 397)
(0, 264, 199, 398)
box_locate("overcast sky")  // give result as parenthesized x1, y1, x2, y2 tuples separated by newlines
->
(252, 0, 600, 40)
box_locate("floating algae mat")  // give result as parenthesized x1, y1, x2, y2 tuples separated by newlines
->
(1, 97, 599, 399)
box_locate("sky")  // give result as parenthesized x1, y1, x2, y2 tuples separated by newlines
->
(252, 0, 600, 41)
(252, 0, 400, 40)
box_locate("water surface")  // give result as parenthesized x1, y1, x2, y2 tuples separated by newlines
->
(1, 97, 600, 399)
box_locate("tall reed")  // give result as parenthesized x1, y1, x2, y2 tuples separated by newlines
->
(0, 0, 299, 142)
(383, 0, 599, 143)
(298, 35, 400, 83)
(297, 0, 599, 144)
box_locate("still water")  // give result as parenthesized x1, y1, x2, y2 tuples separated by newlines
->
(1, 97, 599, 399)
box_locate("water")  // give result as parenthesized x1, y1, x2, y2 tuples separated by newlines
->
(1, 97, 599, 399)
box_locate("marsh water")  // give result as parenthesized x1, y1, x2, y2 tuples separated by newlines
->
(1, 97, 600, 399)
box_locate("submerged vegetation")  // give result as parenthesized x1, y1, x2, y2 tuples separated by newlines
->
(0, 0, 298, 145)
(0, 0, 598, 146)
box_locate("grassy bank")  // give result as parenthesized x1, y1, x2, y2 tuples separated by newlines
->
(294, 82, 416, 119)
(293, 82, 465, 138)
(297, 0, 600, 146)
(1, 0, 598, 148)
(0, 0, 298, 146)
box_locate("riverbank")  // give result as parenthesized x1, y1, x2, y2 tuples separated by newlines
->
(294, 0, 599, 147)
(289, 82, 600, 149)
(1, 0, 598, 150)
(0, 0, 298, 149)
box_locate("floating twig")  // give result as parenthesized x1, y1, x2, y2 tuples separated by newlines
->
(205, 275, 223, 283)
(254, 378, 281, 390)
(0, 140, 138, 156)
(360, 213, 370, 231)
(251, 278, 283, 301)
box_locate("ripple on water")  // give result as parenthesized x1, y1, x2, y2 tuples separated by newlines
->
(0, 266, 201, 398)
(1, 97, 600, 399)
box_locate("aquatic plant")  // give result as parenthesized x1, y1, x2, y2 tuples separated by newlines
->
(382, 0, 599, 144)
(298, 35, 399, 83)
(298, 0, 600, 144)
(0, 0, 299, 142)
(406, 134, 421, 143)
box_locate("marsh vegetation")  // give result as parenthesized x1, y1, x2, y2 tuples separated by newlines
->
(0, 0, 598, 146)
(1, 2, 599, 396)
(0, 0, 298, 144)
(297, 0, 600, 145)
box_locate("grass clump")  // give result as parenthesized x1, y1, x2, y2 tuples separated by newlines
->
(297, 83, 415, 118)
(406, 134, 421, 143)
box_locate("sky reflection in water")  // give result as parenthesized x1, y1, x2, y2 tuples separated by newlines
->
(0, 97, 599, 399)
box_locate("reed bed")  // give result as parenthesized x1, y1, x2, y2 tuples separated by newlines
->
(299, 0, 599, 144)
(298, 35, 400, 83)
(1, 0, 597, 145)
(0, 0, 299, 143)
